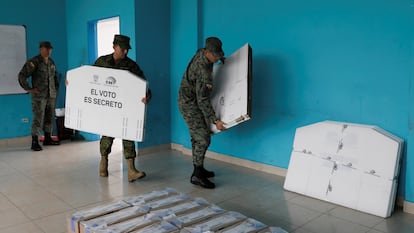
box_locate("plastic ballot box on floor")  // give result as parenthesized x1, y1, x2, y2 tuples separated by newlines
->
(65, 65, 147, 141)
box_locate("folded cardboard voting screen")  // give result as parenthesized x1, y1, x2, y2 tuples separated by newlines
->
(65, 65, 147, 141)
(284, 121, 403, 218)
(210, 43, 252, 133)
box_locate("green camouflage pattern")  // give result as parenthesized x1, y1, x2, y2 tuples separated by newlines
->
(18, 55, 59, 136)
(30, 98, 56, 136)
(100, 136, 136, 159)
(94, 54, 145, 78)
(178, 49, 218, 166)
(18, 55, 58, 98)
(94, 54, 148, 159)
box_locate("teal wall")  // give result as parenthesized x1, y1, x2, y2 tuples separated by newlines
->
(66, 0, 171, 146)
(170, 0, 414, 203)
(0, 0, 67, 139)
(135, 0, 171, 147)
(66, 0, 136, 69)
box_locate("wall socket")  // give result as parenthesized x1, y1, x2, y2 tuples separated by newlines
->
(21, 118, 29, 123)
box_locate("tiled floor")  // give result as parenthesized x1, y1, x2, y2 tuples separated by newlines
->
(0, 139, 413, 233)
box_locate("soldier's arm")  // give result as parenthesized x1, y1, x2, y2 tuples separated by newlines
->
(195, 70, 217, 125)
(18, 60, 37, 91)
(130, 62, 152, 102)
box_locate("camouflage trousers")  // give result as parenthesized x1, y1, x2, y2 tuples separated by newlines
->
(179, 105, 211, 166)
(31, 97, 56, 136)
(100, 136, 136, 159)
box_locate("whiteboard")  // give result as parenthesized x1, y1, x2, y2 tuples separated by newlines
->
(65, 65, 147, 141)
(210, 43, 252, 133)
(0, 24, 27, 95)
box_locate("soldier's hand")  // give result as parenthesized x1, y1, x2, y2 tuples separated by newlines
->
(215, 120, 227, 131)
(27, 88, 40, 94)
(141, 96, 151, 104)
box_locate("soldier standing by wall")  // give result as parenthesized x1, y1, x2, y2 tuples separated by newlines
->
(18, 41, 60, 151)
(93, 34, 152, 182)
(178, 37, 227, 189)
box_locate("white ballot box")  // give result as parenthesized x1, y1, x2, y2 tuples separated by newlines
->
(65, 65, 147, 141)
(211, 43, 252, 133)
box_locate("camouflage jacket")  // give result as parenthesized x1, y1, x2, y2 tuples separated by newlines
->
(178, 49, 218, 124)
(18, 55, 58, 98)
(93, 54, 151, 98)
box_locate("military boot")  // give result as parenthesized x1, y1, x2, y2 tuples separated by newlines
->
(201, 165, 215, 178)
(191, 165, 215, 189)
(126, 158, 146, 182)
(43, 132, 60, 146)
(31, 135, 42, 151)
(99, 155, 108, 177)
(192, 165, 215, 178)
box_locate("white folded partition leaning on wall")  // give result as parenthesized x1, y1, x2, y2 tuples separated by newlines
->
(284, 121, 403, 218)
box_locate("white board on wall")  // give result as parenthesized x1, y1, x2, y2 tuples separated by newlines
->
(65, 65, 147, 141)
(0, 24, 27, 95)
(210, 43, 252, 133)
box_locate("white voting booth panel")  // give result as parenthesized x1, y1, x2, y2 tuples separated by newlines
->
(210, 43, 252, 133)
(284, 121, 403, 217)
(65, 65, 147, 141)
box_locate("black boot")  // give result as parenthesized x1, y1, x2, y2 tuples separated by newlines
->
(43, 132, 60, 146)
(191, 165, 215, 189)
(31, 135, 42, 151)
(201, 166, 215, 178)
(193, 165, 215, 178)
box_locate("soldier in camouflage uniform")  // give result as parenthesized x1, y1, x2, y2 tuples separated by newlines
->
(18, 41, 60, 151)
(93, 34, 152, 182)
(178, 37, 227, 189)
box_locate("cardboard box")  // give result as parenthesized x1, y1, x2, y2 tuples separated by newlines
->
(129, 220, 178, 233)
(151, 198, 210, 218)
(167, 205, 225, 228)
(67, 200, 131, 233)
(79, 205, 149, 233)
(91, 213, 161, 233)
(181, 211, 246, 233)
(124, 188, 179, 206)
(217, 218, 267, 233)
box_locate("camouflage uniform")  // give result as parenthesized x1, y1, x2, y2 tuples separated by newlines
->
(18, 55, 58, 136)
(93, 54, 148, 159)
(178, 49, 219, 166)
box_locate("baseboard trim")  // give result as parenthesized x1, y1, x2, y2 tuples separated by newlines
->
(170, 143, 287, 177)
(403, 200, 414, 215)
(138, 143, 172, 155)
(0, 136, 31, 149)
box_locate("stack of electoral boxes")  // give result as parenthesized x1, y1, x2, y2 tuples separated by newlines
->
(67, 188, 288, 233)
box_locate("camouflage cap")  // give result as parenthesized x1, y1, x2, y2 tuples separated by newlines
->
(205, 37, 224, 58)
(39, 41, 53, 49)
(113, 34, 131, 50)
